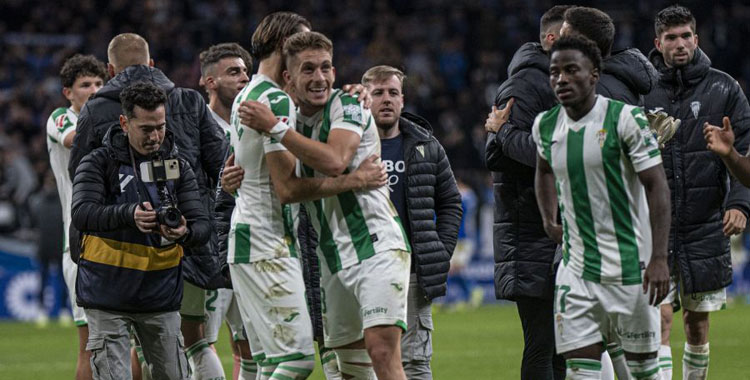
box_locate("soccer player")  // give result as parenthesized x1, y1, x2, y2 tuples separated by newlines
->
(227, 13, 387, 380)
(645, 6, 750, 379)
(533, 35, 671, 380)
(362, 65, 462, 379)
(46, 53, 107, 380)
(199, 42, 255, 380)
(241, 31, 411, 380)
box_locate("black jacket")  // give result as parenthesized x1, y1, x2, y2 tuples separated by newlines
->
(69, 65, 227, 289)
(644, 48, 750, 293)
(400, 112, 462, 301)
(486, 42, 559, 301)
(599, 48, 658, 106)
(71, 127, 209, 313)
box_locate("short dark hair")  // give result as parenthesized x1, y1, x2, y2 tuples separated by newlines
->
(540, 5, 574, 42)
(199, 43, 253, 76)
(654, 5, 696, 37)
(283, 31, 334, 69)
(251, 12, 311, 61)
(564, 7, 615, 57)
(60, 54, 108, 88)
(120, 82, 167, 118)
(550, 35, 603, 72)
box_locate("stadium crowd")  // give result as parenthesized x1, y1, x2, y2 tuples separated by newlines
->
(2, 0, 750, 237)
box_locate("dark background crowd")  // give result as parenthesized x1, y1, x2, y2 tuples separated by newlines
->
(1, 0, 750, 239)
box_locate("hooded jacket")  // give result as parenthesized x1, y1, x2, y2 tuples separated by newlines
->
(644, 48, 750, 293)
(400, 112, 462, 301)
(69, 65, 227, 289)
(599, 48, 658, 106)
(486, 42, 559, 300)
(71, 126, 210, 313)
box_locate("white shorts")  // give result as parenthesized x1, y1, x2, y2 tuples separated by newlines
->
(205, 288, 246, 343)
(229, 257, 314, 364)
(180, 280, 206, 322)
(321, 249, 410, 348)
(661, 276, 727, 312)
(62, 251, 87, 326)
(554, 263, 660, 354)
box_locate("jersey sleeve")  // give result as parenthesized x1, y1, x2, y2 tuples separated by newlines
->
(46, 108, 76, 146)
(531, 112, 545, 159)
(263, 91, 296, 154)
(619, 106, 662, 172)
(330, 93, 366, 137)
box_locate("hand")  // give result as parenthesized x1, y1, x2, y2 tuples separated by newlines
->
(134, 202, 158, 233)
(221, 153, 244, 194)
(485, 98, 514, 133)
(704, 117, 735, 158)
(543, 221, 563, 244)
(643, 256, 670, 306)
(159, 216, 188, 241)
(238, 100, 278, 133)
(342, 83, 372, 109)
(352, 154, 387, 190)
(723, 209, 747, 236)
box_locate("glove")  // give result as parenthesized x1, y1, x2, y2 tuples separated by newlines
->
(647, 111, 681, 148)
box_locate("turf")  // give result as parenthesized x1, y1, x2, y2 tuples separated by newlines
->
(1, 303, 750, 379)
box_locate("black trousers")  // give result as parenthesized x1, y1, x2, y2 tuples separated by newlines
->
(516, 296, 566, 380)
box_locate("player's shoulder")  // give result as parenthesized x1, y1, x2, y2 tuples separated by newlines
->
(534, 104, 562, 126)
(330, 89, 367, 123)
(49, 107, 70, 122)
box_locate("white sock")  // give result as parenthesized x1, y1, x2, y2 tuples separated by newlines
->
(272, 356, 315, 379)
(336, 349, 376, 380)
(566, 358, 602, 379)
(320, 348, 343, 380)
(238, 358, 258, 380)
(258, 362, 277, 380)
(185, 339, 226, 380)
(658, 345, 672, 380)
(682, 343, 709, 380)
(627, 357, 661, 380)
(601, 350, 615, 380)
(607, 343, 631, 380)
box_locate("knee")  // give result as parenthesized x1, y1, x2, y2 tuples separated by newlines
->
(367, 344, 394, 365)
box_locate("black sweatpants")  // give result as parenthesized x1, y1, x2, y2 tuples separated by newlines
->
(516, 296, 566, 380)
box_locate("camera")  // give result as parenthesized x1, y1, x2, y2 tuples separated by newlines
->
(140, 152, 182, 229)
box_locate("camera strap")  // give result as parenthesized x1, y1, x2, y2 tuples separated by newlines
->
(128, 145, 155, 211)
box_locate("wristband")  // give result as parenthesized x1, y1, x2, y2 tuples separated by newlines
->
(269, 121, 290, 142)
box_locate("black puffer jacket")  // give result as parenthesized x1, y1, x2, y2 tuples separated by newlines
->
(599, 48, 658, 106)
(71, 126, 209, 312)
(486, 42, 558, 301)
(70, 65, 227, 289)
(644, 48, 750, 293)
(401, 112, 462, 301)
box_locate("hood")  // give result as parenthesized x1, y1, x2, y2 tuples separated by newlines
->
(400, 111, 433, 142)
(649, 47, 711, 88)
(603, 48, 658, 96)
(95, 65, 176, 102)
(507, 42, 550, 77)
(102, 123, 178, 163)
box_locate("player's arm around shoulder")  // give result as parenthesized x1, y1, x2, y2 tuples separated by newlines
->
(174, 158, 210, 247)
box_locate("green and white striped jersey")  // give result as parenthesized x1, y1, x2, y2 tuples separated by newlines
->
(297, 89, 410, 274)
(46, 107, 77, 253)
(227, 74, 300, 263)
(532, 96, 662, 285)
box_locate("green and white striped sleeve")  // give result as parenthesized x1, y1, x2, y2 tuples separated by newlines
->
(620, 106, 662, 172)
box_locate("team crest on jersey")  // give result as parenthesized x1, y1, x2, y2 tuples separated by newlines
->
(342, 104, 363, 123)
(597, 129, 607, 148)
(691, 101, 701, 119)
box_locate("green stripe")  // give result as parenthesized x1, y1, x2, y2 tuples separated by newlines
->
(282, 204, 298, 258)
(609, 348, 625, 358)
(185, 341, 210, 357)
(683, 359, 708, 368)
(277, 365, 314, 375)
(684, 352, 709, 361)
(648, 149, 661, 158)
(320, 352, 337, 365)
(234, 223, 251, 263)
(270, 374, 294, 380)
(265, 354, 315, 365)
(267, 91, 291, 118)
(180, 314, 206, 322)
(313, 199, 342, 273)
(567, 127, 601, 282)
(51, 107, 68, 120)
(337, 191, 376, 262)
(602, 100, 641, 285)
(75, 320, 88, 327)
(659, 364, 673, 369)
(395, 319, 407, 331)
(630, 366, 659, 379)
(48, 135, 59, 144)
(566, 359, 602, 371)
(245, 81, 276, 102)
(319, 90, 341, 143)
(538, 106, 570, 261)
(253, 353, 267, 362)
(659, 357, 672, 362)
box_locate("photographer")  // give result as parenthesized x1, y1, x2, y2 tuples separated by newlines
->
(71, 82, 209, 380)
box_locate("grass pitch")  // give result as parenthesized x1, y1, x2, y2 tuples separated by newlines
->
(2, 303, 750, 379)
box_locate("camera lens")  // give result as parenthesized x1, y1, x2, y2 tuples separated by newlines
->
(158, 206, 182, 229)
